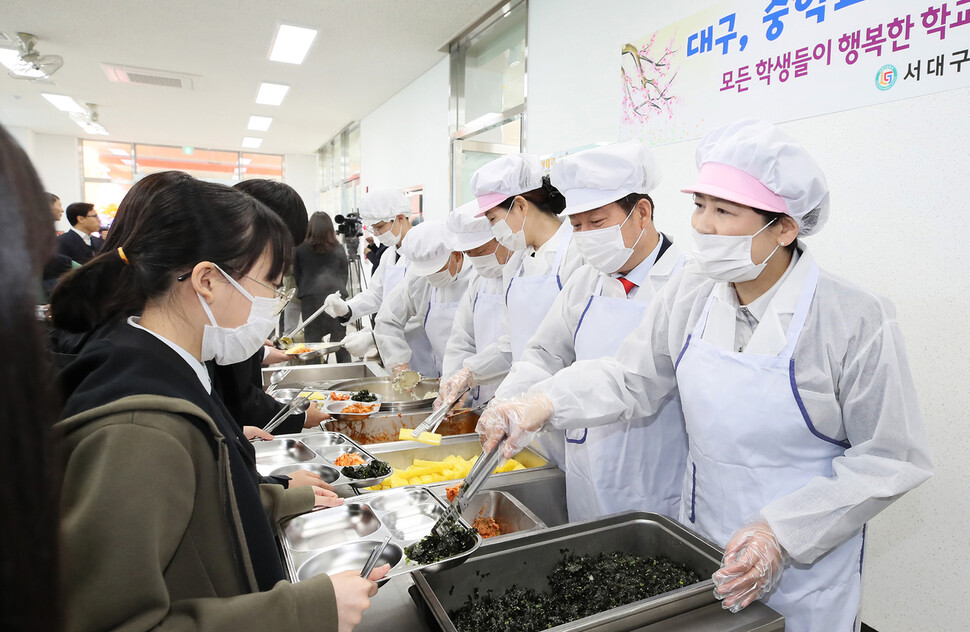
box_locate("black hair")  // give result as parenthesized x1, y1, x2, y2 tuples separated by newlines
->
(306, 211, 339, 254)
(752, 208, 797, 253)
(50, 172, 293, 333)
(500, 175, 567, 216)
(65, 202, 94, 226)
(616, 192, 655, 221)
(47, 192, 59, 204)
(0, 124, 63, 632)
(234, 179, 308, 246)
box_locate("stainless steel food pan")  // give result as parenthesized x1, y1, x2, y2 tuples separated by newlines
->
(253, 432, 390, 488)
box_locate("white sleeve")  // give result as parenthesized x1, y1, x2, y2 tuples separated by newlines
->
(494, 273, 587, 399)
(346, 248, 393, 319)
(442, 280, 480, 378)
(462, 311, 512, 384)
(532, 279, 680, 430)
(373, 274, 423, 367)
(760, 313, 934, 564)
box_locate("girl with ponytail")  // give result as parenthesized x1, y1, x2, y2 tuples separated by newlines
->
(52, 172, 386, 632)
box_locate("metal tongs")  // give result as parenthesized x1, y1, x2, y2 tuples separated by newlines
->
(430, 432, 507, 535)
(261, 394, 311, 434)
(360, 535, 393, 578)
(272, 302, 329, 349)
(408, 386, 471, 439)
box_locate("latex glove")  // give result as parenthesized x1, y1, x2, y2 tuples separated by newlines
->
(712, 521, 787, 613)
(331, 565, 390, 632)
(391, 363, 411, 380)
(343, 330, 376, 357)
(324, 291, 350, 318)
(433, 368, 474, 411)
(475, 392, 554, 460)
(243, 426, 274, 441)
(303, 403, 331, 429)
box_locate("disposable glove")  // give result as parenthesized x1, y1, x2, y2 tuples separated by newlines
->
(323, 291, 350, 318)
(475, 392, 554, 459)
(433, 368, 474, 411)
(712, 521, 787, 613)
(343, 330, 377, 357)
(391, 363, 412, 380)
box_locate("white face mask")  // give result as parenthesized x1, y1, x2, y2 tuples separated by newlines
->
(467, 251, 504, 278)
(572, 210, 644, 274)
(426, 266, 457, 288)
(689, 220, 781, 283)
(490, 200, 528, 252)
(376, 221, 401, 247)
(197, 265, 279, 365)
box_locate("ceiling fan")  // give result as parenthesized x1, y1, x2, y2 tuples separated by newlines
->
(1, 32, 63, 80)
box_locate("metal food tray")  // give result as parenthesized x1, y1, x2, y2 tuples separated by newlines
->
(326, 376, 440, 412)
(412, 512, 725, 632)
(253, 432, 391, 488)
(278, 486, 482, 584)
(456, 490, 546, 543)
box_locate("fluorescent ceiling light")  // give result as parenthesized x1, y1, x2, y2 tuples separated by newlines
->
(242, 136, 263, 149)
(269, 25, 318, 64)
(255, 82, 289, 106)
(41, 93, 86, 113)
(247, 115, 273, 131)
(108, 148, 130, 157)
(0, 48, 46, 79)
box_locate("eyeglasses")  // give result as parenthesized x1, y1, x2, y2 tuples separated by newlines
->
(177, 267, 295, 316)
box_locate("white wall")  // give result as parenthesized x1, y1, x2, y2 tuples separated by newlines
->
(529, 1, 969, 629)
(6, 125, 35, 157)
(360, 57, 451, 220)
(283, 153, 319, 217)
(26, 133, 80, 234)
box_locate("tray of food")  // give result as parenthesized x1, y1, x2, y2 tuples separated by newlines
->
(252, 432, 392, 488)
(325, 377, 440, 412)
(279, 486, 482, 585)
(451, 490, 546, 542)
(322, 408, 479, 445)
(362, 436, 549, 491)
(411, 512, 724, 632)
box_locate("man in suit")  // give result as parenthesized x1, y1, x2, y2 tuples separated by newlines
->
(58, 202, 103, 264)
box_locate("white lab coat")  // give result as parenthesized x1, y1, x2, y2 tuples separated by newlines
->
(441, 273, 506, 405)
(462, 221, 586, 384)
(374, 263, 475, 377)
(533, 243, 932, 566)
(345, 246, 407, 319)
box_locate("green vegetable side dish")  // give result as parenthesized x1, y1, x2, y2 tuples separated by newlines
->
(350, 389, 378, 402)
(405, 520, 477, 564)
(340, 459, 391, 479)
(449, 552, 701, 632)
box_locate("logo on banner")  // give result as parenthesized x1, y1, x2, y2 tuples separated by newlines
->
(875, 65, 897, 91)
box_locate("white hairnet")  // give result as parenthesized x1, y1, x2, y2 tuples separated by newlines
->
(360, 188, 409, 223)
(399, 220, 456, 276)
(447, 200, 494, 251)
(552, 141, 662, 216)
(470, 154, 544, 214)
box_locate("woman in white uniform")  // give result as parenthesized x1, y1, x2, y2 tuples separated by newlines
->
(494, 141, 688, 522)
(372, 220, 474, 378)
(476, 119, 933, 631)
(438, 201, 519, 407)
(323, 189, 412, 355)
(437, 154, 585, 464)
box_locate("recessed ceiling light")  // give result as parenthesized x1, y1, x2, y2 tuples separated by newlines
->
(247, 115, 273, 131)
(41, 93, 87, 113)
(255, 82, 289, 106)
(242, 137, 263, 149)
(269, 24, 318, 64)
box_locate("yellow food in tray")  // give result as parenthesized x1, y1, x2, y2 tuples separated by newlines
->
(284, 343, 312, 355)
(366, 454, 527, 491)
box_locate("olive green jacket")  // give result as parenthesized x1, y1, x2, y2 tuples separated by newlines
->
(57, 394, 337, 632)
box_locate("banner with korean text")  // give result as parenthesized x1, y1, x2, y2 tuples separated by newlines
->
(620, 0, 970, 144)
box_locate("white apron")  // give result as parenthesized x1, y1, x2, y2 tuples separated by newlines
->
(568, 276, 688, 523)
(471, 282, 504, 405)
(674, 262, 864, 632)
(505, 228, 573, 467)
(383, 258, 435, 377)
(424, 286, 460, 378)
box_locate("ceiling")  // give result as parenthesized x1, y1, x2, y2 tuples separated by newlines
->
(0, 0, 499, 154)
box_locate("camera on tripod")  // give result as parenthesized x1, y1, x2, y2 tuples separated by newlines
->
(335, 212, 363, 239)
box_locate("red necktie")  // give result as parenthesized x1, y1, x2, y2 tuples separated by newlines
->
(618, 276, 637, 295)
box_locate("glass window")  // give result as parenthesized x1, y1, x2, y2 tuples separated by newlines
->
(346, 126, 361, 179)
(134, 144, 239, 185)
(454, 119, 522, 205)
(460, 1, 527, 127)
(82, 141, 134, 181)
(241, 153, 283, 181)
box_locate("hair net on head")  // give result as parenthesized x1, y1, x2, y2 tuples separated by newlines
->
(447, 200, 494, 251)
(360, 188, 409, 223)
(681, 119, 830, 236)
(399, 220, 456, 276)
(470, 154, 544, 216)
(552, 140, 662, 216)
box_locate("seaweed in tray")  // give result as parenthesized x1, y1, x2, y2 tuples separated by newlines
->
(449, 551, 701, 632)
(340, 459, 391, 479)
(404, 520, 477, 564)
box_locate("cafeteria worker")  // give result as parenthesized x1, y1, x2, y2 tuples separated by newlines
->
(476, 119, 933, 631)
